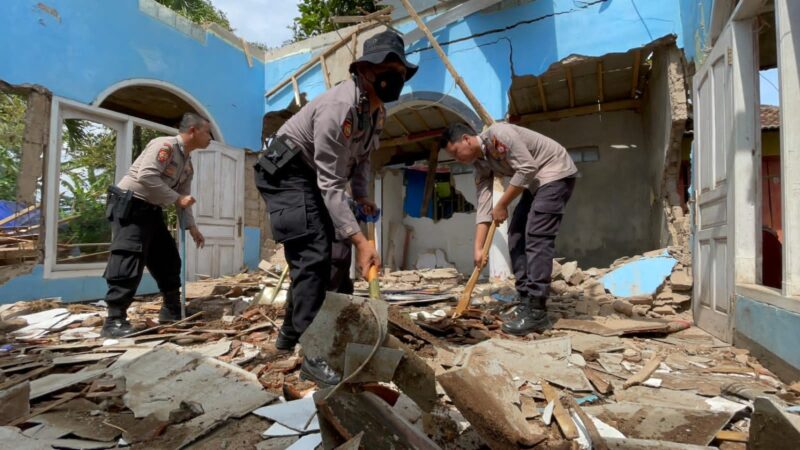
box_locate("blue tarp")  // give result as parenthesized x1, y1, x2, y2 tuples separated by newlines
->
(0, 200, 40, 228)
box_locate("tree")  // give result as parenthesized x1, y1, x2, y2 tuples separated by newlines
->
(292, 0, 377, 41)
(0, 93, 26, 201)
(155, 0, 232, 30)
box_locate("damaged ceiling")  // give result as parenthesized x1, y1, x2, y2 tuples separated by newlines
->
(99, 85, 199, 130)
(377, 103, 467, 166)
(509, 36, 677, 125)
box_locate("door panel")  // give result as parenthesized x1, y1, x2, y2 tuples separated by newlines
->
(185, 141, 245, 281)
(693, 24, 736, 342)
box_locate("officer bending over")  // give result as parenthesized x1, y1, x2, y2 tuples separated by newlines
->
(440, 122, 577, 335)
(255, 30, 418, 385)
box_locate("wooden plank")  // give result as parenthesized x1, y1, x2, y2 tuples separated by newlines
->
(351, 32, 358, 61)
(320, 55, 332, 89)
(537, 77, 548, 112)
(623, 355, 663, 389)
(715, 430, 748, 443)
(541, 379, 579, 440)
(0, 205, 36, 227)
(566, 67, 575, 108)
(291, 76, 302, 107)
(565, 396, 609, 450)
(515, 99, 640, 124)
(266, 23, 379, 98)
(597, 61, 604, 103)
(582, 367, 612, 394)
(399, 0, 495, 127)
(420, 145, 440, 217)
(631, 50, 641, 98)
(381, 127, 446, 148)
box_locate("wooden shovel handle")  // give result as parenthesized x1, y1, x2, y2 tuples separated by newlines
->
(452, 221, 497, 318)
(367, 239, 381, 299)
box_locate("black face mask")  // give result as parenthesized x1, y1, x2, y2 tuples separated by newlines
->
(373, 71, 405, 103)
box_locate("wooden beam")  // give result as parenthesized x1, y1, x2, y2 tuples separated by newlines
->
(399, 0, 494, 127)
(266, 23, 378, 98)
(537, 77, 548, 112)
(291, 76, 302, 106)
(596, 61, 604, 103)
(566, 67, 575, 108)
(351, 32, 358, 61)
(420, 145, 439, 217)
(412, 109, 432, 130)
(513, 99, 640, 124)
(331, 6, 394, 24)
(565, 396, 609, 450)
(0, 205, 36, 227)
(631, 50, 641, 98)
(541, 380, 579, 440)
(381, 128, 446, 148)
(320, 56, 332, 89)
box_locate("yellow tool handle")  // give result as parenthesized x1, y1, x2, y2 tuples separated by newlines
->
(367, 239, 381, 299)
(452, 221, 498, 318)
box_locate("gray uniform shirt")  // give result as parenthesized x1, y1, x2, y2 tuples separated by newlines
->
(117, 135, 196, 228)
(474, 123, 577, 223)
(278, 78, 384, 239)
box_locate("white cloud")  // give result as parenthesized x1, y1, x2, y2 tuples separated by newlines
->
(211, 0, 300, 48)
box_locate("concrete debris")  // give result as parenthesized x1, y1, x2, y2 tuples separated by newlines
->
(1, 259, 796, 449)
(749, 397, 800, 449)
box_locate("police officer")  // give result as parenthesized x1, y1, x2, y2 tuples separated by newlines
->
(255, 30, 418, 385)
(440, 122, 578, 335)
(101, 113, 211, 338)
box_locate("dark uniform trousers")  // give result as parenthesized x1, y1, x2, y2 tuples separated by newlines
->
(508, 177, 576, 310)
(104, 198, 181, 319)
(254, 157, 354, 343)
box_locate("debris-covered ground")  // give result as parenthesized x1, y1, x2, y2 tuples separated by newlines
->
(1, 250, 799, 449)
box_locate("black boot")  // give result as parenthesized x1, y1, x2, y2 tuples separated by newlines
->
(101, 317, 135, 338)
(159, 290, 182, 323)
(502, 298, 552, 336)
(300, 357, 341, 386)
(275, 328, 298, 352)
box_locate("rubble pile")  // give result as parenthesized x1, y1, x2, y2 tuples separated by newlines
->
(1, 250, 799, 449)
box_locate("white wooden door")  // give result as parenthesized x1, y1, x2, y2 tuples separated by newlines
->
(693, 25, 737, 342)
(185, 141, 245, 281)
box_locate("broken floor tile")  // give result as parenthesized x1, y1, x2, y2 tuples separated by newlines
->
(261, 422, 304, 437)
(252, 397, 319, 432)
(256, 436, 300, 450)
(29, 369, 106, 400)
(113, 343, 275, 448)
(749, 397, 800, 449)
(583, 402, 734, 445)
(285, 433, 322, 450)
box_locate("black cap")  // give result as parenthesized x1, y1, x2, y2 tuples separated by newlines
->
(350, 29, 418, 81)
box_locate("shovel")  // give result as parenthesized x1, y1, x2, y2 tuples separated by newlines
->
(452, 220, 497, 318)
(178, 208, 188, 319)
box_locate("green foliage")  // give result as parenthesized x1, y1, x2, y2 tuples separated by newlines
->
(0, 93, 27, 201)
(155, 0, 232, 30)
(292, 0, 377, 41)
(58, 120, 117, 245)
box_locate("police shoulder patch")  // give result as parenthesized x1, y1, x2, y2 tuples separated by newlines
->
(342, 118, 353, 139)
(157, 145, 172, 163)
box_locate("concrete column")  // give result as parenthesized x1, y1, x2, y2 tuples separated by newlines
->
(776, 0, 800, 297)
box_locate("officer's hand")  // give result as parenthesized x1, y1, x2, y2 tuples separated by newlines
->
(189, 226, 205, 249)
(176, 195, 196, 209)
(474, 248, 488, 268)
(492, 204, 509, 224)
(356, 197, 377, 216)
(355, 240, 381, 279)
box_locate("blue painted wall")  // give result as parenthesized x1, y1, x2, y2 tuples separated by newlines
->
(243, 227, 261, 270)
(735, 296, 800, 371)
(0, 0, 263, 303)
(266, 0, 687, 120)
(0, 266, 158, 304)
(0, 0, 264, 150)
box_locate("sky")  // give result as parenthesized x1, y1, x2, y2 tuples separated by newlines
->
(211, 0, 300, 48)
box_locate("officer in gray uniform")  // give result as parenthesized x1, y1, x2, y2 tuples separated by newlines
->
(101, 113, 210, 338)
(440, 122, 577, 335)
(255, 30, 417, 385)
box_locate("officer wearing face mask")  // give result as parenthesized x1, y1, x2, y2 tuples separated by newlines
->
(254, 29, 418, 386)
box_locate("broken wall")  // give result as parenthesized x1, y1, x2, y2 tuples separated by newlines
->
(0, 0, 264, 150)
(641, 45, 690, 257)
(380, 169, 476, 273)
(529, 111, 655, 268)
(0, 0, 266, 302)
(266, 1, 688, 122)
